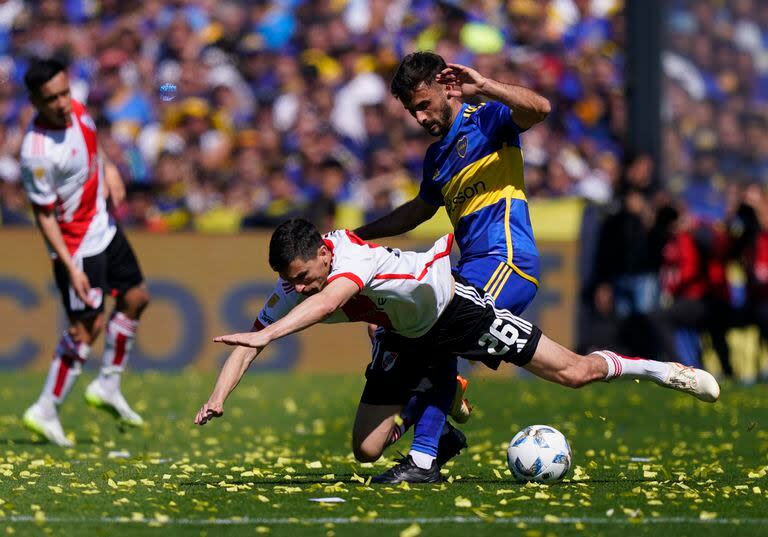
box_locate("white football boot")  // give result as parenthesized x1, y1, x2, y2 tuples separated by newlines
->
(23, 403, 73, 447)
(85, 380, 144, 427)
(660, 362, 720, 403)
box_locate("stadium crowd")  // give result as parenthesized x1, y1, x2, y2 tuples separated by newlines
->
(0, 0, 767, 378)
(0, 0, 625, 230)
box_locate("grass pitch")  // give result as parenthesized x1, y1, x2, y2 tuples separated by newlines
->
(0, 370, 765, 536)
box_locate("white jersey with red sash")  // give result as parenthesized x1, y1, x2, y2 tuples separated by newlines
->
(254, 231, 455, 338)
(20, 99, 115, 259)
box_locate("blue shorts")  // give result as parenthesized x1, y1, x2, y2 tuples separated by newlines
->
(455, 256, 538, 315)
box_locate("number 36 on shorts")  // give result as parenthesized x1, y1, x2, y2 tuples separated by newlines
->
(478, 318, 519, 355)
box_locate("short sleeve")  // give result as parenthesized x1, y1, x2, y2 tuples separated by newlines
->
(474, 101, 523, 144)
(418, 146, 445, 207)
(20, 155, 56, 209)
(252, 279, 301, 330)
(326, 231, 378, 290)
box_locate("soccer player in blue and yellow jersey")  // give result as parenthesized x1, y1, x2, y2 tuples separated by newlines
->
(354, 51, 551, 482)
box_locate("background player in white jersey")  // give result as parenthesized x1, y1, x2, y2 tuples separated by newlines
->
(19, 59, 150, 446)
(194, 219, 720, 483)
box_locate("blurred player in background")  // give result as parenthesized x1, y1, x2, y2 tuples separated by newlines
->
(19, 59, 150, 446)
(354, 51, 550, 479)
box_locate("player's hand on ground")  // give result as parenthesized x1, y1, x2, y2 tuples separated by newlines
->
(69, 268, 94, 307)
(213, 331, 270, 349)
(194, 402, 223, 425)
(435, 63, 487, 99)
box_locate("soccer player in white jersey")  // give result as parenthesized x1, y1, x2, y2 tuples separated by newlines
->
(194, 219, 720, 483)
(19, 59, 150, 446)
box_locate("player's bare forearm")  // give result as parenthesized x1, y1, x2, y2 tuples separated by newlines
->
(213, 278, 360, 348)
(259, 279, 358, 342)
(208, 346, 259, 406)
(104, 161, 125, 206)
(354, 197, 438, 240)
(34, 207, 94, 306)
(479, 79, 550, 130)
(34, 208, 76, 272)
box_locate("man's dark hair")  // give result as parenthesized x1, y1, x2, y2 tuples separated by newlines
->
(24, 58, 67, 95)
(390, 51, 446, 103)
(269, 218, 324, 272)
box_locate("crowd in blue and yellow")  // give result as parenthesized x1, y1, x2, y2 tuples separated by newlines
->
(0, 0, 627, 231)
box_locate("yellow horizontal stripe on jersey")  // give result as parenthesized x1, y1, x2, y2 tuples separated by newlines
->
(441, 145, 527, 227)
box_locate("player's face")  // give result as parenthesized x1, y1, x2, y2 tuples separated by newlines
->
(280, 246, 333, 296)
(31, 72, 72, 127)
(404, 82, 453, 137)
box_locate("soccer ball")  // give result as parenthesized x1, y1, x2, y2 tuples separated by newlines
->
(507, 425, 572, 483)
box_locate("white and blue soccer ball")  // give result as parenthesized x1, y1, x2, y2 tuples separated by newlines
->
(507, 425, 572, 483)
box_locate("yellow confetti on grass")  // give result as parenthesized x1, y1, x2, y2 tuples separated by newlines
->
(699, 511, 717, 520)
(400, 523, 421, 537)
(454, 497, 472, 508)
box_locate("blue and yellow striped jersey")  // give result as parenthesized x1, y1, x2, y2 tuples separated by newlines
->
(419, 101, 540, 286)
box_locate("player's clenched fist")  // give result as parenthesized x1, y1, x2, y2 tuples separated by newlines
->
(194, 402, 223, 425)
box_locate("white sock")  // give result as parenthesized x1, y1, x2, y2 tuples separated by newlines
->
(409, 450, 435, 470)
(99, 312, 138, 393)
(594, 350, 669, 383)
(39, 332, 90, 405)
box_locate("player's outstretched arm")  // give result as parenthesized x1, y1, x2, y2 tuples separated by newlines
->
(200, 278, 359, 425)
(436, 63, 550, 130)
(354, 196, 438, 240)
(194, 345, 259, 425)
(214, 278, 360, 348)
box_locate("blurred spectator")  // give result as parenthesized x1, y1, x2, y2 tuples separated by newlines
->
(650, 208, 733, 377)
(592, 183, 659, 321)
(731, 184, 768, 380)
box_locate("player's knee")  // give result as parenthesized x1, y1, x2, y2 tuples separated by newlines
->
(124, 286, 151, 316)
(68, 315, 102, 346)
(352, 440, 383, 463)
(134, 287, 151, 310)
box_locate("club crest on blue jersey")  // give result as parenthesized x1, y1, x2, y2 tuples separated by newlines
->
(456, 136, 468, 158)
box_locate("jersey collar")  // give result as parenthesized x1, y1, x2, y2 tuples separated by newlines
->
(33, 114, 72, 130)
(439, 102, 468, 151)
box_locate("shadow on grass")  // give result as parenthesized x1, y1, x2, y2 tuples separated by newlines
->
(179, 473, 361, 487)
(179, 475, 654, 487)
(0, 437, 97, 446)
